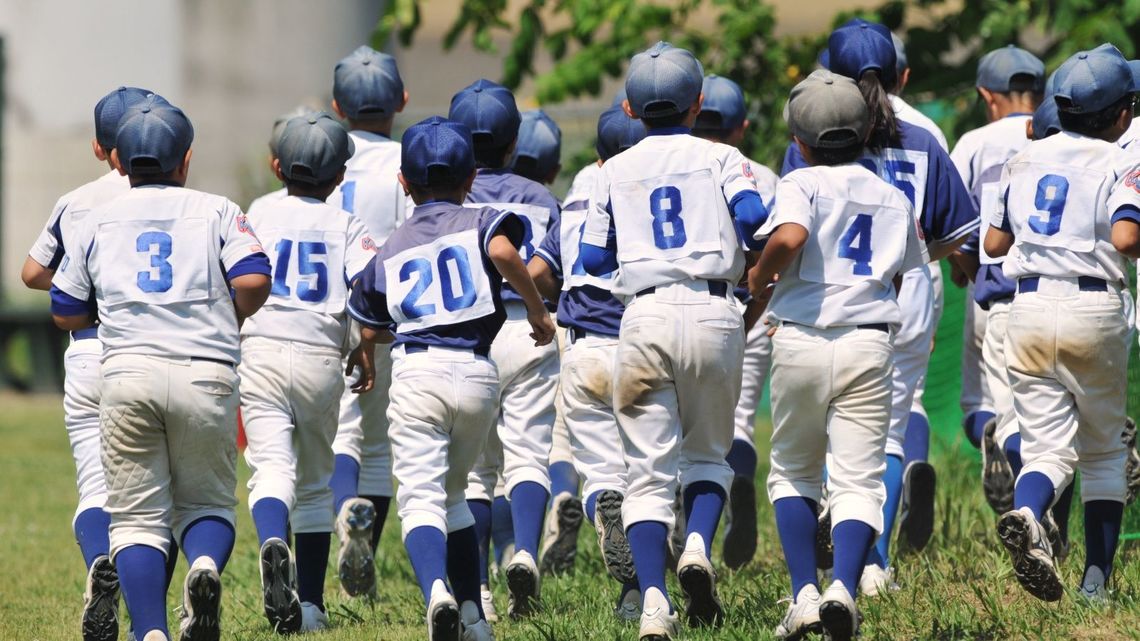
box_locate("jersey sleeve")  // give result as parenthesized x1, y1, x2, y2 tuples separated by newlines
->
(28, 197, 68, 269)
(533, 216, 563, 279)
(1107, 162, 1140, 223)
(50, 219, 95, 315)
(346, 255, 395, 330)
(479, 208, 525, 255)
(756, 172, 815, 240)
(218, 200, 271, 280)
(582, 168, 615, 250)
(991, 163, 1014, 234)
(899, 199, 931, 274)
(948, 136, 976, 195)
(922, 142, 980, 246)
(344, 216, 378, 284)
(719, 145, 760, 203)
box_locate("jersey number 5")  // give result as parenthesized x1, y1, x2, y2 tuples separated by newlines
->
(650, 185, 687, 249)
(272, 239, 329, 303)
(838, 214, 874, 276)
(136, 231, 173, 293)
(400, 246, 478, 320)
(1029, 174, 1068, 236)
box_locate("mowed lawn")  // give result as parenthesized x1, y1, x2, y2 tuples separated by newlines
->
(4, 392, 1140, 640)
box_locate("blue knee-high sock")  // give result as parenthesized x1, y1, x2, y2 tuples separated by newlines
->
(468, 499, 492, 585)
(627, 521, 669, 602)
(1013, 471, 1055, 521)
(682, 481, 726, 556)
(117, 545, 170, 638)
(405, 526, 448, 604)
(902, 412, 930, 465)
(330, 455, 360, 515)
(874, 454, 904, 568)
(726, 439, 758, 479)
(962, 410, 995, 450)
(181, 516, 236, 572)
(74, 507, 111, 569)
(447, 526, 484, 618)
(549, 462, 580, 498)
(510, 482, 548, 558)
(491, 495, 514, 566)
(251, 497, 290, 546)
(361, 495, 391, 550)
(585, 491, 600, 524)
(1084, 500, 1124, 580)
(1003, 434, 1023, 475)
(773, 497, 819, 597)
(165, 540, 180, 592)
(832, 520, 875, 598)
(1053, 482, 1075, 543)
(295, 532, 330, 608)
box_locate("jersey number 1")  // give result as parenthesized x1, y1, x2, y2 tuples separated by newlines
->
(838, 214, 873, 276)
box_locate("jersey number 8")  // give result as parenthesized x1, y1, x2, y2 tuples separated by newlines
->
(650, 185, 687, 249)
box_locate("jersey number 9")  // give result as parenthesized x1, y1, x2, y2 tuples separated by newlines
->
(1029, 174, 1068, 236)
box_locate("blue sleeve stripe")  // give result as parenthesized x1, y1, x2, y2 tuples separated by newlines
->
(47, 213, 67, 270)
(483, 210, 516, 254)
(532, 248, 562, 279)
(1111, 205, 1140, 225)
(50, 285, 95, 317)
(562, 199, 589, 212)
(226, 253, 271, 280)
(347, 298, 393, 331)
(933, 218, 981, 245)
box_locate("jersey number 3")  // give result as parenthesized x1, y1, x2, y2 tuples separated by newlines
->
(838, 214, 874, 275)
(650, 186, 687, 249)
(1030, 174, 1068, 236)
(136, 231, 173, 293)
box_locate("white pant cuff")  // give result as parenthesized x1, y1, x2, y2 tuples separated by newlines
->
(400, 513, 448, 541)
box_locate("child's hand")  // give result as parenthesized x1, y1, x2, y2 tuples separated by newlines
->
(528, 310, 556, 346)
(345, 344, 375, 394)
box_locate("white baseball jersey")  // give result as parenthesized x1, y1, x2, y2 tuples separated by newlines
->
(1118, 119, 1140, 151)
(582, 133, 754, 296)
(30, 170, 130, 272)
(241, 195, 376, 349)
(246, 187, 287, 218)
(994, 132, 1140, 283)
(53, 185, 268, 364)
(328, 130, 405, 245)
(892, 95, 949, 152)
(564, 162, 602, 210)
(758, 164, 928, 329)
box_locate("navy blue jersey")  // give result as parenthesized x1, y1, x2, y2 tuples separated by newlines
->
(348, 201, 522, 350)
(466, 168, 561, 306)
(533, 197, 624, 336)
(782, 120, 978, 248)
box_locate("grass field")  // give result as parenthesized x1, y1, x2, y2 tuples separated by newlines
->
(4, 392, 1140, 641)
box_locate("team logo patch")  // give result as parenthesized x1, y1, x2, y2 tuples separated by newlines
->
(1125, 169, 1140, 194)
(362, 236, 377, 252)
(236, 214, 255, 235)
(742, 162, 754, 179)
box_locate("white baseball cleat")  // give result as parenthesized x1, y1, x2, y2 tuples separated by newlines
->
(179, 556, 222, 641)
(774, 583, 821, 641)
(142, 631, 168, 641)
(1078, 565, 1109, 606)
(614, 586, 641, 622)
(460, 599, 495, 641)
(479, 584, 498, 622)
(539, 492, 583, 575)
(858, 563, 898, 597)
(676, 533, 724, 627)
(259, 538, 302, 633)
(426, 579, 461, 641)
(299, 602, 330, 632)
(638, 587, 680, 641)
(505, 550, 541, 619)
(82, 554, 120, 641)
(819, 581, 859, 641)
(335, 498, 377, 598)
(997, 507, 1062, 601)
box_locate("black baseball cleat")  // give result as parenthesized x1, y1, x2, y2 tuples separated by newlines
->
(594, 490, 636, 584)
(998, 508, 1063, 602)
(898, 461, 936, 552)
(1123, 417, 1140, 505)
(180, 557, 223, 641)
(815, 491, 834, 571)
(676, 534, 725, 628)
(722, 475, 758, 570)
(981, 417, 1014, 514)
(540, 492, 584, 576)
(82, 555, 120, 641)
(259, 538, 302, 634)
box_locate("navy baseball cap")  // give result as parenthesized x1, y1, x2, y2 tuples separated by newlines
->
(625, 42, 704, 119)
(401, 116, 475, 187)
(786, 69, 869, 148)
(891, 33, 908, 73)
(817, 49, 830, 70)
(697, 75, 747, 131)
(828, 20, 898, 87)
(115, 96, 194, 176)
(596, 105, 648, 160)
(333, 46, 404, 120)
(976, 45, 1045, 92)
(448, 79, 521, 148)
(94, 87, 159, 150)
(1032, 98, 1062, 140)
(612, 88, 627, 108)
(1131, 60, 1140, 90)
(511, 110, 562, 179)
(276, 112, 355, 185)
(1052, 44, 1138, 113)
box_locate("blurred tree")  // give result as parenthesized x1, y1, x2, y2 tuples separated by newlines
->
(375, 0, 1140, 167)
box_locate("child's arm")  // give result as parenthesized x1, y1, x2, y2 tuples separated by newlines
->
(490, 233, 556, 346)
(230, 273, 271, 324)
(983, 224, 1014, 258)
(527, 257, 563, 303)
(347, 326, 395, 394)
(748, 222, 808, 301)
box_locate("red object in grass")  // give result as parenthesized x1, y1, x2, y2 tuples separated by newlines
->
(237, 409, 246, 450)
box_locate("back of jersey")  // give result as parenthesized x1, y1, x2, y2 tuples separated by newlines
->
(593, 134, 751, 296)
(329, 131, 405, 245)
(242, 196, 375, 349)
(31, 171, 129, 273)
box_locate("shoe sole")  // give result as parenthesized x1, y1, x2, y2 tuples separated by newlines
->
(776, 621, 822, 641)
(899, 462, 936, 552)
(722, 477, 757, 570)
(506, 563, 539, 619)
(677, 564, 724, 628)
(260, 541, 301, 634)
(83, 558, 119, 641)
(181, 567, 222, 641)
(1124, 418, 1140, 505)
(540, 496, 583, 576)
(982, 419, 1014, 514)
(429, 600, 460, 641)
(997, 512, 1063, 602)
(338, 501, 377, 597)
(819, 600, 855, 641)
(596, 492, 637, 584)
(815, 504, 833, 571)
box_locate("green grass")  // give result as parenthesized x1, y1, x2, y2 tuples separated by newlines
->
(4, 392, 1140, 641)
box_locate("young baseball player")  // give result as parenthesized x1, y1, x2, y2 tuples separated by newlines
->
(50, 96, 272, 641)
(784, 21, 977, 592)
(580, 42, 770, 639)
(449, 79, 561, 618)
(246, 107, 313, 217)
(691, 73, 778, 571)
(753, 68, 928, 641)
(511, 109, 562, 185)
(326, 44, 408, 598)
(21, 85, 156, 641)
(240, 113, 374, 633)
(527, 104, 647, 620)
(985, 44, 1140, 603)
(347, 115, 555, 641)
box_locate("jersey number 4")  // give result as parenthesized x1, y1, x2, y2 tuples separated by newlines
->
(650, 186, 687, 249)
(400, 246, 478, 320)
(272, 239, 329, 303)
(838, 214, 874, 275)
(1029, 174, 1068, 236)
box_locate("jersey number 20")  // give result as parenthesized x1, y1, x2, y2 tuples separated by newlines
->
(650, 186, 687, 249)
(838, 214, 874, 276)
(1030, 174, 1068, 236)
(400, 246, 478, 320)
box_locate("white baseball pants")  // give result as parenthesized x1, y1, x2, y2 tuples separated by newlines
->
(734, 322, 772, 444)
(64, 338, 108, 522)
(561, 332, 627, 500)
(332, 340, 393, 497)
(960, 281, 994, 418)
(550, 327, 575, 468)
(982, 299, 1018, 445)
(100, 354, 239, 558)
(886, 265, 937, 458)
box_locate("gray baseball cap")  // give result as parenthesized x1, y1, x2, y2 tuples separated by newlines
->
(276, 112, 355, 185)
(977, 45, 1045, 92)
(1053, 43, 1138, 113)
(785, 69, 868, 148)
(269, 106, 316, 159)
(333, 46, 404, 120)
(625, 42, 704, 119)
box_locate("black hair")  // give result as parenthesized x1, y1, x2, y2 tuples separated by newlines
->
(1057, 94, 1135, 138)
(806, 136, 865, 166)
(858, 70, 900, 151)
(472, 134, 513, 169)
(409, 166, 470, 192)
(692, 111, 734, 142)
(641, 111, 689, 129)
(1007, 73, 1043, 95)
(511, 156, 545, 183)
(282, 173, 342, 193)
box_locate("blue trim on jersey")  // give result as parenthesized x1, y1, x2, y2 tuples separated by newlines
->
(974, 265, 1016, 308)
(226, 253, 271, 280)
(1111, 205, 1140, 225)
(47, 208, 68, 270)
(561, 199, 589, 212)
(72, 326, 99, 341)
(582, 198, 618, 276)
(729, 190, 768, 250)
(50, 285, 95, 318)
(733, 285, 752, 304)
(532, 247, 561, 280)
(556, 285, 623, 336)
(646, 126, 691, 136)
